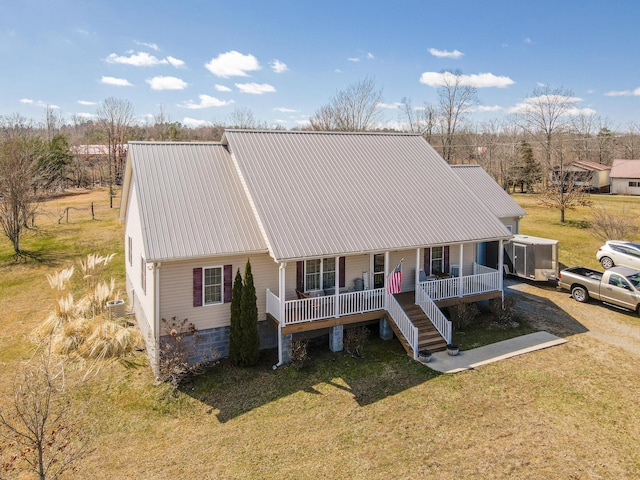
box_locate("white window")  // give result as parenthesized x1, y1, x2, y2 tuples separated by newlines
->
(203, 267, 223, 305)
(305, 258, 336, 291)
(431, 246, 444, 274)
(373, 254, 385, 289)
(629, 181, 639, 187)
(141, 256, 146, 294)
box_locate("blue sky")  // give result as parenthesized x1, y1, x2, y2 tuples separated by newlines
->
(2, 0, 640, 129)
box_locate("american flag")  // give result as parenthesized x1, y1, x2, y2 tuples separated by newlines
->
(387, 260, 403, 294)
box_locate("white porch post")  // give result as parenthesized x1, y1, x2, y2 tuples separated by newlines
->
(498, 239, 505, 303)
(415, 248, 420, 302)
(384, 251, 390, 309)
(334, 255, 340, 318)
(277, 262, 287, 365)
(459, 243, 464, 297)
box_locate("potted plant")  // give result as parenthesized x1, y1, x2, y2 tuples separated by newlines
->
(446, 343, 459, 356)
(417, 349, 432, 363)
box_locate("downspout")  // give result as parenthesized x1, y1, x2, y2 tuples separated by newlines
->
(273, 261, 287, 369)
(154, 262, 161, 375)
(499, 239, 505, 305)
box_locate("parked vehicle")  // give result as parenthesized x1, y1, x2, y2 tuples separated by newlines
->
(504, 234, 558, 281)
(557, 265, 640, 314)
(596, 240, 640, 270)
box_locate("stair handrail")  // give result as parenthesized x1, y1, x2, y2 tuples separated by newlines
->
(416, 285, 452, 344)
(386, 293, 419, 360)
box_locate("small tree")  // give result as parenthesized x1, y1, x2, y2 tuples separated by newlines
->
(590, 205, 639, 243)
(537, 173, 592, 223)
(239, 259, 260, 366)
(0, 350, 90, 480)
(228, 269, 243, 365)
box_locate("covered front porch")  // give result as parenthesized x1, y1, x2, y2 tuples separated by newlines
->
(266, 242, 505, 363)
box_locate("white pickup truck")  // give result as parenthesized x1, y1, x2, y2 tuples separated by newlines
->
(557, 265, 640, 315)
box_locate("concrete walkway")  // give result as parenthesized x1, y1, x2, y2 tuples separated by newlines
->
(424, 331, 567, 374)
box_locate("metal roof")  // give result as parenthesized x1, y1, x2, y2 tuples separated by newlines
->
(223, 130, 512, 262)
(610, 159, 640, 179)
(451, 165, 527, 219)
(127, 142, 268, 262)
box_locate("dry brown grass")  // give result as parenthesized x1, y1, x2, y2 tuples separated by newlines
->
(2, 189, 640, 479)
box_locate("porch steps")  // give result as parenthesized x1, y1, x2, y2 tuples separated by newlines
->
(391, 293, 448, 356)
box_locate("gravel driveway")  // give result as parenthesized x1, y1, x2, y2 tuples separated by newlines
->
(505, 277, 640, 357)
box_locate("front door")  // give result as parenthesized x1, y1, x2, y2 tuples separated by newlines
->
(372, 254, 385, 289)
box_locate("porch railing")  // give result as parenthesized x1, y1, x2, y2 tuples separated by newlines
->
(267, 287, 387, 326)
(415, 290, 452, 345)
(417, 264, 500, 302)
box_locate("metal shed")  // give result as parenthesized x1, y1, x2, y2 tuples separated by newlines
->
(504, 234, 558, 281)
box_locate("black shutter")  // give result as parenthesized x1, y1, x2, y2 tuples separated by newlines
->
(223, 264, 233, 303)
(444, 246, 450, 274)
(193, 267, 203, 307)
(339, 257, 346, 288)
(424, 248, 430, 275)
(296, 261, 304, 292)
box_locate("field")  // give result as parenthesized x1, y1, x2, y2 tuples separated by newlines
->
(1, 189, 640, 479)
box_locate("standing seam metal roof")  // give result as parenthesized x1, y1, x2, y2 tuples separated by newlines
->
(451, 165, 526, 219)
(128, 142, 268, 262)
(223, 130, 512, 262)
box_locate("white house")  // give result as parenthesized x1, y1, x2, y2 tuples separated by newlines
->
(551, 160, 611, 193)
(119, 130, 514, 371)
(610, 159, 640, 195)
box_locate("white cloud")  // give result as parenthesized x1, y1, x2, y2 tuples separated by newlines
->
(524, 37, 533, 44)
(367, 52, 375, 60)
(270, 59, 288, 73)
(474, 105, 504, 112)
(605, 87, 640, 97)
(183, 117, 213, 128)
(419, 71, 515, 88)
(215, 84, 232, 92)
(105, 51, 184, 68)
(19, 98, 60, 108)
(335, 69, 343, 73)
(376, 102, 403, 109)
(428, 48, 464, 59)
(166, 56, 185, 68)
(508, 95, 593, 115)
(347, 57, 361, 62)
(205, 51, 260, 78)
(77, 100, 97, 106)
(147, 76, 188, 90)
(274, 107, 297, 113)
(136, 41, 159, 51)
(76, 112, 96, 119)
(101, 76, 134, 86)
(178, 94, 234, 109)
(106, 51, 165, 66)
(235, 82, 276, 94)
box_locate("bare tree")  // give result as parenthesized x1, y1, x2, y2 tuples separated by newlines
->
(435, 70, 479, 163)
(516, 85, 576, 186)
(590, 205, 639, 243)
(225, 106, 267, 129)
(0, 350, 90, 479)
(619, 122, 640, 159)
(96, 97, 134, 186)
(539, 170, 591, 223)
(310, 78, 383, 131)
(0, 131, 42, 257)
(398, 97, 438, 142)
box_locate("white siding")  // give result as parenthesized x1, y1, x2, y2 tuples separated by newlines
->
(125, 182, 155, 340)
(612, 178, 640, 195)
(159, 253, 278, 332)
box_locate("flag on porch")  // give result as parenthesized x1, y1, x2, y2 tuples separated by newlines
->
(387, 259, 403, 294)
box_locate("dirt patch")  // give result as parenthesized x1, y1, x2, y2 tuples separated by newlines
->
(506, 277, 640, 357)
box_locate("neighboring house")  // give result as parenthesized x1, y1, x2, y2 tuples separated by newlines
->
(550, 160, 611, 193)
(610, 159, 640, 195)
(119, 130, 513, 371)
(451, 164, 527, 269)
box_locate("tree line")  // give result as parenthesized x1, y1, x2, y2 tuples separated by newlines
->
(2, 74, 640, 256)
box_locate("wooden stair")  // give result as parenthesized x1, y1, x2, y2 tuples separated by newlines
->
(389, 292, 448, 357)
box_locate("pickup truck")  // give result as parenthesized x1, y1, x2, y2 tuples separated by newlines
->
(557, 266, 640, 314)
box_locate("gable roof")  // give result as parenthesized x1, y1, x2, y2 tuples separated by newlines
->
(566, 160, 611, 172)
(120, 142, 268, 262)
(222, 130, 511, 262)
(450, 165, 526, 219)
(610, 159, 640, 179)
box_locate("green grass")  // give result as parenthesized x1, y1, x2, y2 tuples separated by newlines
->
(2, 189, 640, 478)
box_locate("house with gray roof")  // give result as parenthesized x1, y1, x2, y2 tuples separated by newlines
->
(610, 159, 640, 195)
(120, 130, 514, 371)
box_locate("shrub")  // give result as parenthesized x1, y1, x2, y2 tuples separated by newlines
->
(344, 326, 370, 358)
(449, 302, 480, 329)
(289, 338, 309, 369)
(488, 296, 518, 328)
